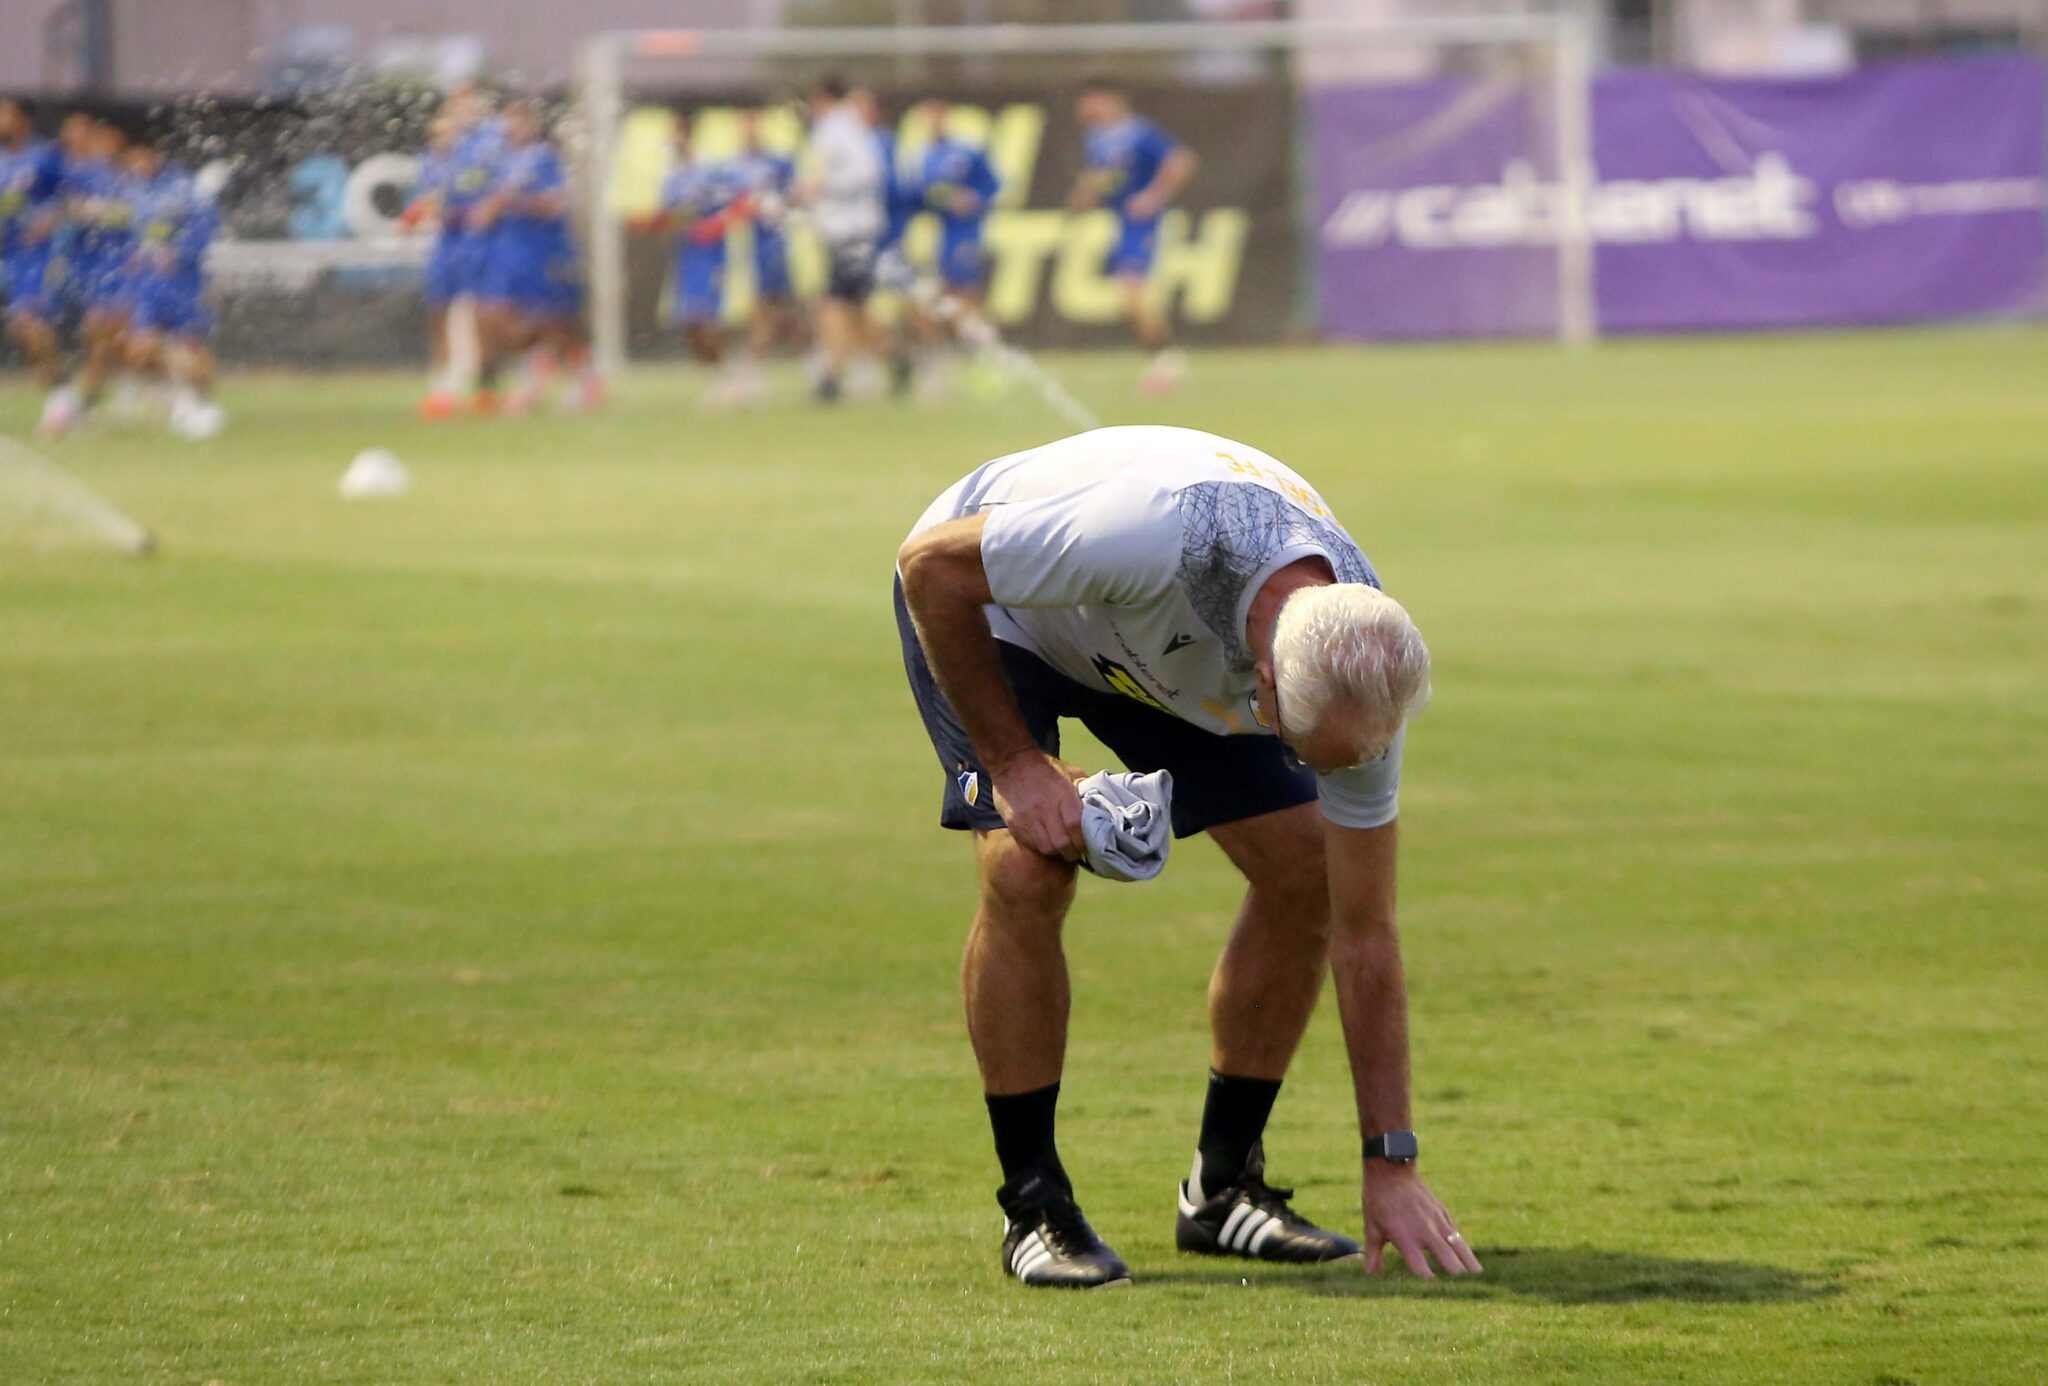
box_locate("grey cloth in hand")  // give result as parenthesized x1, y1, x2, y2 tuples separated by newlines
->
(1074, 769, 1174, 882)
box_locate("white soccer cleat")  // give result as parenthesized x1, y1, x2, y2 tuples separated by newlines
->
(846, 357, 885, 401)
(1140, 348, 1188, 398)
(37, 386, 84, 437)
(170, 394, 226, 440)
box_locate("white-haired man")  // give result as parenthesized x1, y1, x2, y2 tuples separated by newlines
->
(896, 425, 1480, 1288)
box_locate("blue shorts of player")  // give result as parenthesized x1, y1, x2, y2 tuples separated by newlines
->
(2, 245, 61, 320)
(130, 272, 212, 337)
(894, 578, 1315, 839)
(1105, 214, 1161, 278)
(673, 245, 725, 325)
(936, 231, 989, 290)
(425, 230, 489, 308)
(480, 229, 581, 320)
(754, 232, 791, 301)
(70, 254, 132, 315)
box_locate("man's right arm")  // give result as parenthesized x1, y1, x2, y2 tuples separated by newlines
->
(1066, 167, 1109, 213)
(897, 514, 1086, 859)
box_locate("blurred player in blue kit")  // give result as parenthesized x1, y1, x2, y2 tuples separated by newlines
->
(38, 117, 141, 434)
(639, 113, 754, 405)
(1068, 78, 1197, 397)
(406, 87, 505, 418)
(907, 97, 1001, 396)
(0, 100, 69, 403)
(732, 107, 801, 402)
(122, 138, 225, 439)
(472, 100, 604, 416)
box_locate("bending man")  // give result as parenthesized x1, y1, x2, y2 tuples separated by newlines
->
(896, 425, 1481, 1288)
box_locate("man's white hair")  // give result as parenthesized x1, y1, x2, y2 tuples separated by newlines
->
(1272, 584, 1432, 754)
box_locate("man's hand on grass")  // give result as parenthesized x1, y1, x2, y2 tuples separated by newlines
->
(1361, 1162, 1483, 1277)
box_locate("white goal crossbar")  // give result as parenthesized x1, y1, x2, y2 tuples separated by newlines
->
(577, 15, 1599, 374)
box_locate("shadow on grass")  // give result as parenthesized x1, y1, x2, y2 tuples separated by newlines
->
(1145, 1246, 1837, 1306)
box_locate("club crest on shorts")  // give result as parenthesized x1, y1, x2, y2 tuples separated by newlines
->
(957, 769, 981, 806)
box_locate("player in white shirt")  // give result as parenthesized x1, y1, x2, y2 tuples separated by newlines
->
(897, 425, 1481, 1289)
(799, 74, 885, 403)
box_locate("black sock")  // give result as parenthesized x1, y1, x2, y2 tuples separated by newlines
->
(1195, 1070, 1282, 1197)
(986, 1082, 1064, 1187)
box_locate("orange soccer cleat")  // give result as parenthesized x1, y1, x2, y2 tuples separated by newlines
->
(418, 390, 460, 421)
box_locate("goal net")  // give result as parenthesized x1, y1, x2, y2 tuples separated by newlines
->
(575, 15, 1597, 375)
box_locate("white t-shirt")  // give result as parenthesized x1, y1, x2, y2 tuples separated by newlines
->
(805, 105, 884, 246)
(907, 425, 1405, 830)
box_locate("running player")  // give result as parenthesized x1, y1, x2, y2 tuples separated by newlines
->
(473, 100, 602, 415)
(1068, 80, 1197, 396)
(0, 101, 69, 403)
(642, 113, 751, 403)
(732, 107, 799, 403)
(800, 76, 884, 404)
(910, 97, 1001, 396)
(123, 139, 224, 439)
(42, 118, 139, 435)
(414, 90, 504, 417)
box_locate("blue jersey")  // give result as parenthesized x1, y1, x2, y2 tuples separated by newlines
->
(0, 140, 64, 258)
(662, 159, 745, 242)
(1084, 116, 1179, 221)
(662, 158, 744, 323)
(132, 165, 215, 283)
(441, 119, 505, 229)
(918, 137, 1000, 242)
(733, 151, 794, 245)
(62, 155, 140, 266)
(128, 164, 216, 335)
(493, 140, 571, 248)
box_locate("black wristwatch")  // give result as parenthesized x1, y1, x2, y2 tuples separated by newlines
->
(1364, 1130, 1419, 1164)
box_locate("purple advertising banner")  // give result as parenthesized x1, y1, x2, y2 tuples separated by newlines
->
(1313, 58, 2048, 339)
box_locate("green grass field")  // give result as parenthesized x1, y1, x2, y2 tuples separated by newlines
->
(3, 332, 2046, 1382)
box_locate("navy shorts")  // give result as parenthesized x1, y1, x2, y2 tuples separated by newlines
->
(894, 578, 1316, 839)
(826, 240, 877, 305)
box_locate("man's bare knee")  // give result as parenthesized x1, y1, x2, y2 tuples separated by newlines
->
(1214, 807, 1331, 942)
(976, 832, 1077, 926)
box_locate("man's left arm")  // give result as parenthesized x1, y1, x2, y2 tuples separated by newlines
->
(1325, 818, 1483, 1277)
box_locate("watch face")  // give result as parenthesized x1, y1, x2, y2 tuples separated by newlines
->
(1383, 1131, 1419, 1161)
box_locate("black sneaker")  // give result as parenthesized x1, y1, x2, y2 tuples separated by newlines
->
(1175, 1143, 1362, 1264)
(998, 1170, 1133, 1289)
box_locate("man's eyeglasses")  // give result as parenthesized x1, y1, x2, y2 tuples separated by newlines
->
(1263, 685, 1384, 775)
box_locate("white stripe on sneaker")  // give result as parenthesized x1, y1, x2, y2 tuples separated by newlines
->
(1235, 1209, 1274, 1251)
(1248, 1215, 1283, 1256)
(1018, 1247, 1055, 1279)
(1219, 1204, 1255, 1248)
(1011, 1231, 1045, 1274)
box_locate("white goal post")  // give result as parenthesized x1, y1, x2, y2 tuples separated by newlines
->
(576, 14, 1598, 375)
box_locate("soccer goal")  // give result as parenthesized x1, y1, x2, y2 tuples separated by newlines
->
(576, 14, 1598, 377)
